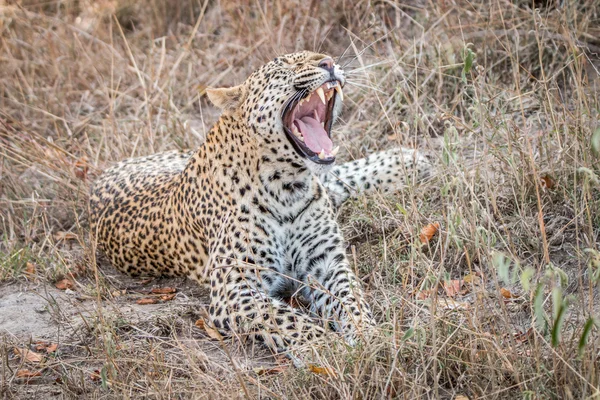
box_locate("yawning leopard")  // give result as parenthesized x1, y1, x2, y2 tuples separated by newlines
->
(89, 51, 430, 364)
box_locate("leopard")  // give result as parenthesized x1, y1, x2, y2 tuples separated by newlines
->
(89, 51, 430, 365)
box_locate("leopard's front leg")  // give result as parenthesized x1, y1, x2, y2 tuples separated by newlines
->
(320, 148, 431, 208)
(288, 202, 375, 343)
(207, 255, 328, 366)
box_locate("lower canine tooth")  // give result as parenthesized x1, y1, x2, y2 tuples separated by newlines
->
(335, 85, 343, 101)
(331, 146, 339, 156)
(318, 150, 326, 159)
(292, 127, 303, 140)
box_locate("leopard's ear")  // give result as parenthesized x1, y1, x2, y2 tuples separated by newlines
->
(206, 84, 246, 111)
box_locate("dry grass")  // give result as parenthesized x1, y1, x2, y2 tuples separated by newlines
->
(1, 0, 600, 398)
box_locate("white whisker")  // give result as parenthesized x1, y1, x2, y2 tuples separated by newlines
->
(345, 81, 387, 94)
(346, 60, 391, 74)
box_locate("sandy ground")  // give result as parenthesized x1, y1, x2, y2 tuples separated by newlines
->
(0, 259, 278, 398)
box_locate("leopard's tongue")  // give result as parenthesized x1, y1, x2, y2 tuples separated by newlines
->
(294, 116, 333, 153)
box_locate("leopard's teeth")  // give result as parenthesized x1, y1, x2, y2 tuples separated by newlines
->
(318, 149, 326, 159)
(320, 121, 324, 128)
(335, 85, 343, 102)
(331, 146, 340, 156)
(316, 87, 326, 105)
(300, 93, 311, 105)
(326, 90, 333, 101)
(292, 125, 304, 140)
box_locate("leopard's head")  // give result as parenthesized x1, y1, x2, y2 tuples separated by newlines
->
(207, 51, 344, 173)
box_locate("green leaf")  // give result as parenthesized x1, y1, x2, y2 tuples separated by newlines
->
(533, 282, 547, 332)
(402, 327, 415, 341)
(551, 287, 562, 321)
(578, 317, 597, 358)
(520, 267, 535, 292)
(493, 251, 511, 285)
(550, 290, 572, 347)
(584, 248, 600, 284)
(592, 126, 600, 156)
(395, 203, 407, 216)
(461, 46, 475, 83)
(100, 365, 108, 390)
(551, 292, 567, 348)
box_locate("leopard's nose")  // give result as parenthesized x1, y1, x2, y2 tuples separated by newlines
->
(318, 57, 334, 72)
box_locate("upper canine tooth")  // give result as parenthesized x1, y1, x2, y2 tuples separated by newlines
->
(318, 149, 326, 159)
(335, 85, 343, 102)
(326, 91, 333, 100)
(331, 146, 339, 156)
(316, 87, 326, 104)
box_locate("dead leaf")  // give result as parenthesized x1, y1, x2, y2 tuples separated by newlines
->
(74, 158, 89, 180)
(112, 290, 126, 297)
(500, 288, 516, 299)
(194, 318, 223, 340)
(308, 364, 337, 377)
(455, 395, 470, 400)
(54, 278, 74, 290)
(54, 231, 78, 241)
(150, 287, 176, 295)
(194, 319, 206, 329)
(90, 370, 101, 381)
(514, 327, 533, 343)
(16, 369, 42, 378)
(34, 342, 58, 353)
(540, 174, 555, 190)
(419, 222, 440, 244)
(136, 298, 158, 305)
(462, 273, 481, 285)
(443, 279, 463, 297)
(24, 262, 36, 276)
(140, 278, 153, 285)
(45, 343, 58, 353)
(160, 293, 176, 301)
(416, 289, 433, 300)
(14, 348, 43, 363)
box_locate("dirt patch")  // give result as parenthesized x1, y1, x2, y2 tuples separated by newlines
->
(1, 267, 280, 399)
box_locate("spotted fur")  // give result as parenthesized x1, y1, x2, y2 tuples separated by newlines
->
(89, 51, 430, 364)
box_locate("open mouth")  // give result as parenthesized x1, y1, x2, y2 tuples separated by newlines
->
(282, 80, 343, 164)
